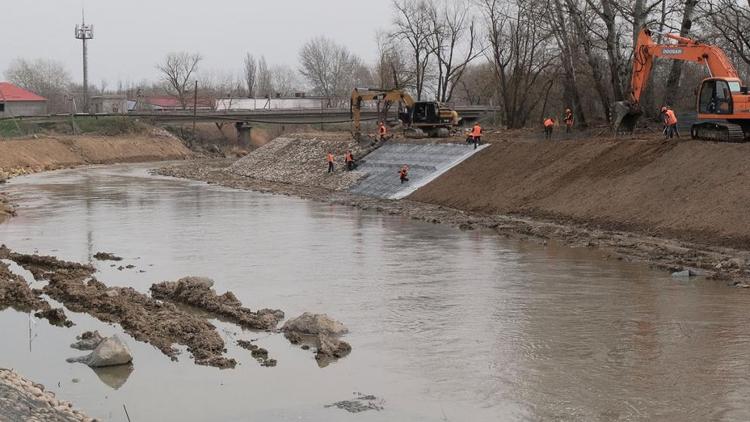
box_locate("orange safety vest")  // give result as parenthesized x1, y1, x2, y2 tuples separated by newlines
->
(665, 109, 678, 125)
(345, 153, 353, 162)
(399, 169, 408, 177)
(471, 125, 482, 137)
(544, 118, 554, 128)
(327, 154, 334, 163)
(379, 124, 387, 135)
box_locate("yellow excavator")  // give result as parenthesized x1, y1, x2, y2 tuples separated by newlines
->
(350, 88, 460, 140)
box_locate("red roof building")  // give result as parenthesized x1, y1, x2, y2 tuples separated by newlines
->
(0, 82, 47, 102)
(0, 82, 48, 117)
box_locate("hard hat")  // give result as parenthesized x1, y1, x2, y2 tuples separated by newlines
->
(660, 106, 667, 112)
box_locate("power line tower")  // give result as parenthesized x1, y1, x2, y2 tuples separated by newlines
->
(74, 10, 94, 113)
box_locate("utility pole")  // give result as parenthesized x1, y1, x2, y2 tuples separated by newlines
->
(192, 80, 198, 135)
(74, 10, 94, 113)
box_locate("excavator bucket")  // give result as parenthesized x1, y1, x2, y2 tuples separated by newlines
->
(612, 101, 642, 135)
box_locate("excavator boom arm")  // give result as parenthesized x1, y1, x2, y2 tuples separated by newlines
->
(628, 28, 739, 104)
(350, 88, 415, 135)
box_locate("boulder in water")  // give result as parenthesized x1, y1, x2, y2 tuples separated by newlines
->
(67, 335, 133, 367)
(281, 313, 348, 336)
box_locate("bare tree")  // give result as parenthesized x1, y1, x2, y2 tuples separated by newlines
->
(243, 53, 257, 98)
(564, 0, 613, 120)
(271, 64, 301, 96)
(156, 52, 202, 110)
(663, 0, 699, 106)
(4, 58, 73, 113)
(547, 0, 587, 125)
(391, 0, 434, 100)
(480, 0, 558, 128)
(375, 30, 414, 89)
(426, 0, 483, 102)
(298, 36, 363, 100)
(704, 0, 750, 65)
(257, 56, 274, 98)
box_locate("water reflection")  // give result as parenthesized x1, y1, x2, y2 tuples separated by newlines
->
(1, 164, 749, 421)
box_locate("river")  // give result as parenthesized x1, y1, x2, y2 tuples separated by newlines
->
(1, 163, 749, 421)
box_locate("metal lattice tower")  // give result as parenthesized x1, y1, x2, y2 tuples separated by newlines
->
(74, 10, 94, 113)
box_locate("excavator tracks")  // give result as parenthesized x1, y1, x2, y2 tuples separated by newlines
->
(690, 122, 748, 142)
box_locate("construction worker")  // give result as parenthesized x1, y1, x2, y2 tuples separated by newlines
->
(564, 108, 574, 133)
(378, 121, 388, 141)
(662, 106, 679, 139)
(327, 151, 335, 173)
(543, 117, 555, 140)
(470, 122, 482, 149)
(399, 165, 410, 184)
(345, 150, 354, 171)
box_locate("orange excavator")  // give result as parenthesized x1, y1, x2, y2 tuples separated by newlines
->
(615, 27, 750, 141)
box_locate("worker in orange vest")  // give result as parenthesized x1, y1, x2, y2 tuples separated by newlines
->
(470, 122, 482, 149)
(399, 165, 410, 184)
(344, 150, 354, 171)
(378, 121, 388, 141)
(327, 151, 335, 173)
(661, 106, 679, 139)
(543, 117, 555, 140)
(564, 108, 574, 133)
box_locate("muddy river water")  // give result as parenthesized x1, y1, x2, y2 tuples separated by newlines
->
(2, 164, 750, 421)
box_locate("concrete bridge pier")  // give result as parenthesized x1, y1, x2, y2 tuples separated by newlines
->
(235, 122, 252, 149)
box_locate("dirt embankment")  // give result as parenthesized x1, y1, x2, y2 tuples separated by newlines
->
(410, 137, 750, 250)
(156, 152, 750, 284)
(0, 129, 192, 179)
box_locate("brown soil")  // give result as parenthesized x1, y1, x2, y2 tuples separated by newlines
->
(1, 246, 236, 368)
(150, 277, 284, 330)
(410, 136, 750, 250)
(0, 246, 74, 327)
(155, 159, 750, 285)
(0, 131, 192, 179)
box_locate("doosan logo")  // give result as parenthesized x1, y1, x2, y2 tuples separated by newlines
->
(663, 48, 683, 55)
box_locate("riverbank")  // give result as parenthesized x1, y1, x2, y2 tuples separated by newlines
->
(156, 135, 750, 286)
(0, 368, 93, 421)
(0, 129, 192, 180)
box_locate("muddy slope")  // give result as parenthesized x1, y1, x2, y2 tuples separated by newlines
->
(0, 130, 192, 178)
(410, 138, 750, 249)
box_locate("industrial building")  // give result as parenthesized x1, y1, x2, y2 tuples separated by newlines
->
(0, 82, 48, 117)
(90, 95, 128, 114)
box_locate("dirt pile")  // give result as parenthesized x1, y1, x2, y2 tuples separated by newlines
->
(150, 276, 284, 330)
(228, 136, 367, 191)
(0, 369, 93, 422)
(0, 132, 192, 180)
(0, 246, 74, 327)
(237, 340, 277, 367)
(2, 248, 236, 368)
(410, 137, 750, 249)
(282, 313, 351, 365)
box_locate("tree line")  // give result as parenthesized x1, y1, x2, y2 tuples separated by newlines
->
(4, 0, 750, 128)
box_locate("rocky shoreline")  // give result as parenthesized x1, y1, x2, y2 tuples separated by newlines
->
(0, 368, 94, 421)
(155, 159, 750, 286)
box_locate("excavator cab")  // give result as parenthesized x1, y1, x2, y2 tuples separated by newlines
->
(698, 78, 735, 115)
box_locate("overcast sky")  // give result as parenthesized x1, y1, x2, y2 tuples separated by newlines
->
(1, 0, 392, 86)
